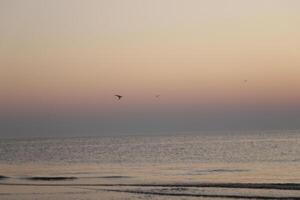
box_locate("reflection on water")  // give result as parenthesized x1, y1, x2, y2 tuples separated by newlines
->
(0, 130, 300, 199)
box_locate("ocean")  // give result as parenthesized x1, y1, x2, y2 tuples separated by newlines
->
(0, 130, 300, 199)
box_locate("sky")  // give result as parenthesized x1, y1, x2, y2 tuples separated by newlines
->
(1, 0, 300, 137)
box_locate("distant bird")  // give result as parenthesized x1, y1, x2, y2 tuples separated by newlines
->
(244, 79, 248, 83)
(155, 94, 160, 98)
(115, 95, 122, 100)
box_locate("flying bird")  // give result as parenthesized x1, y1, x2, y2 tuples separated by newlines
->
(155, 94, 160, 98)
(115, 95, 123, 100)
(244, 79, 248, 83)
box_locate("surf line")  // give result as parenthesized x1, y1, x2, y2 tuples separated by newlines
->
(78, 188, 300, 200)
(1, 182, 300, 191)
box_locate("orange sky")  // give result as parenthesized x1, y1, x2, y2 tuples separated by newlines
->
(1, 0, 300, 113)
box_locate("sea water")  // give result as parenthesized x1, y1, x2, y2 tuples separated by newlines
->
(0, 130, 300, 199)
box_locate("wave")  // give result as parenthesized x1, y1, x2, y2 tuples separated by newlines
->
(96, 176, 131, 179)
(0, 175, 9, 179)
(209, 169, 249, 173)
(187, 169, 249, 175)
(98, 188, 300, 200)
(25, 176, 77, 181)
(1, 182, 300, 190)
(22, 176, 130, 181)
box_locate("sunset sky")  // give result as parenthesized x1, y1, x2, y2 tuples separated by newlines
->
(1, 0, 300, 136)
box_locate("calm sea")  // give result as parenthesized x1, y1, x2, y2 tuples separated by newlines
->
(0, 130, 300, 199)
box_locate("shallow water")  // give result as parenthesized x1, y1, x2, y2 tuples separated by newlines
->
(0, 131, 300, 199)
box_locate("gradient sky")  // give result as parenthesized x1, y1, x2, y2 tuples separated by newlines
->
(1, 0, 300, 137)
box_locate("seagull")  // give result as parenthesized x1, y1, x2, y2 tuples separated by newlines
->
(115, 95, 122, 100)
